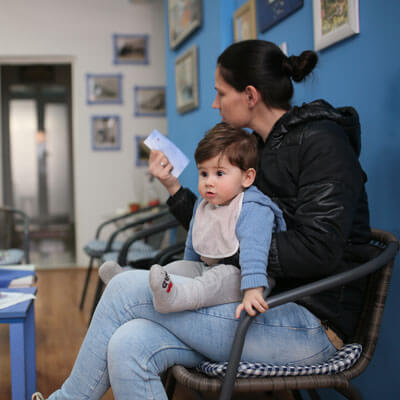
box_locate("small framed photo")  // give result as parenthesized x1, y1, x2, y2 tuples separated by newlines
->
(113, 34, 149, 65)
(175, 45, 199, 114)
(134, 86, 166, 117)
(86, 73, 123, 105)
(91, 115, 121, 151)
(135, 136, 151, 166)
(234, 0, 257, 42)
(257, 0, 303, 33)
(313, 0, 360, 51)
(168, 0, 202, 49)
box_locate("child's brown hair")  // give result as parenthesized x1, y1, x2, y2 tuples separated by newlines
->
(194, 122, 258, 171)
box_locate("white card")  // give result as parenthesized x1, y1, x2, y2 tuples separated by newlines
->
(144, 130, 190, 178)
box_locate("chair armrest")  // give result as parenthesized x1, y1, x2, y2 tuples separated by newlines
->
(218, 234, 399, 400)
(0, 207, 30, 264)
(103, 209, 170, 252)
(152, 241, 186, 265)
(118, 218, 180, 265)
(94, 203, 167, 239)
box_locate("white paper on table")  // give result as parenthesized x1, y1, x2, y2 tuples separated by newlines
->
(0, 291, 36, 310)
(144, 130, 190, 178)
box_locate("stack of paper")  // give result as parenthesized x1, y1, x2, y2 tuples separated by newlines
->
(0, 291, 36, 310)
(0, 264, 36, 288)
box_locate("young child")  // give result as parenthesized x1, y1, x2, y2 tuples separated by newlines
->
(100, 122, 286, 318)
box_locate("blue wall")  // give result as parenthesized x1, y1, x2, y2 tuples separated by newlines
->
(164, 1, 400, 398)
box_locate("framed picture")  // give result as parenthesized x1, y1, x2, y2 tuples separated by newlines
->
(313, 0, 360, 51)
(113, 34, 149, 64)
(86, 73, 122, 105)
(257, 0, 303, 33)
(234, 0, 257, 42)
(175, 45, 199, 114)
(135, 136, 151, 166)
(91, 115, 121, 151)
(168, 0, 202, 49)
(134, 86, 166, 117)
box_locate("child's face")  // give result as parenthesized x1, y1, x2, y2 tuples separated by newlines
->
(197, 154, 254, 206)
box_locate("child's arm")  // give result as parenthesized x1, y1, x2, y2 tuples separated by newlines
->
(235, 287, 268, 319)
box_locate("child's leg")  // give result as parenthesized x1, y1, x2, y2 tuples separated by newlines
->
(150, 264, 242, 313)
(99, 261, 124, 284)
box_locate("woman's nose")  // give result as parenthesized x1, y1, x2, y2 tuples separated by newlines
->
(212, 96, 219, 109)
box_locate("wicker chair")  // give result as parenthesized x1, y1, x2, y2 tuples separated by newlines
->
(0, 206, 30, 265)
(167, 229, 399, 400)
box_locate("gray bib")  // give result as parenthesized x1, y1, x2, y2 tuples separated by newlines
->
(192, 192, 243, 264)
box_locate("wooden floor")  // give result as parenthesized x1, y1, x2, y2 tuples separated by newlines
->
(0, 269, 293, 400)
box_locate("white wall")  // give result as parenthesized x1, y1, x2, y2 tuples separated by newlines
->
(0, 0, 168, 265)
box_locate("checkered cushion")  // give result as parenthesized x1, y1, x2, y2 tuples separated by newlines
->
(197, 344, 362, 378)
(0, 249, 24, 266)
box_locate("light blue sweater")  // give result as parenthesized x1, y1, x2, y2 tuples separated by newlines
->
(184, 186, 286, 290)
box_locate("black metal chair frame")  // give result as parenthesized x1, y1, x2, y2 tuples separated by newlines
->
(0, 206, 30, 264)
(79, 204, 167, 309)
(168, 229, 399, 400)
(90, 215, 182, 320)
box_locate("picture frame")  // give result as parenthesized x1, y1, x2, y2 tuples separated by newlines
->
(86, 73, 123, 105)
(91, 115, 121, 151)
(257, 0, 303, 33)
(135, 136, 151, 166)
(134, 86, 166, 117)
(113, 34, 149, 65)
(175, 45, 199, 114)
(234, 0, 257, 42)
(313, 0, 360, 51)
(168, 0, 202, 49)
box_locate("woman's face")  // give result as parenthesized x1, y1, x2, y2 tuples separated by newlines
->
(212, 66, 250, 128)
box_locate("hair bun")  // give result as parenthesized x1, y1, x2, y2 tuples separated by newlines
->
(286, 50, 318, 82)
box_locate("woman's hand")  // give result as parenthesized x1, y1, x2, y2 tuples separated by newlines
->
(149, 150, 182, 196)
(235, 287, 268, 319)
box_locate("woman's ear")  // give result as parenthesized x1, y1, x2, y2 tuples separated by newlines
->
(242, 168, 256, 188)
(244, 85, 260, 108)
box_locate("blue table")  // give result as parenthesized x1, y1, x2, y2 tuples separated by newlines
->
(0, 287, 37, 400)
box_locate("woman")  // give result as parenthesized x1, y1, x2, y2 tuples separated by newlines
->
(33, 40, 371, 400)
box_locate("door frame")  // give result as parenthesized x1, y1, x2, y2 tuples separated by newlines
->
(0, 56, 75, 223)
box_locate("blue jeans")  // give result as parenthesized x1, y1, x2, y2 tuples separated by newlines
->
(49, 270, 336, 400)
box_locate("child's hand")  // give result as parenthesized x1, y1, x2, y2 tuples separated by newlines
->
(235, 287, 268, 319)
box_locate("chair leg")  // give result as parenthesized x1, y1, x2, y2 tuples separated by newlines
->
(307, 389, 322, 400)
(90, 277, 104, 323)
(79, 257, 95, 310)
(336, 383, 363, 400)
(164, 371, 177, 399)
(292, 390, 304, 400)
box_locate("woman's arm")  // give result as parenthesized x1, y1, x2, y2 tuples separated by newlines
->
(271, 121, 366, 279)
(149, 150, 197, 229)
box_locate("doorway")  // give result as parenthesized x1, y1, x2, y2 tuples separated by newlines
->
(1, 64, 75, 267)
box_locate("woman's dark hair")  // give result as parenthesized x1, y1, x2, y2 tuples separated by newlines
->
(195, 122, 258, 171)
(217, 40, 318, 110)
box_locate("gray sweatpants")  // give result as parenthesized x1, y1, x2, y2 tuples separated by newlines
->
(163, 260, 242, 309)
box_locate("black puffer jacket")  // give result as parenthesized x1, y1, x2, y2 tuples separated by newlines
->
(167, 100, 372, 340)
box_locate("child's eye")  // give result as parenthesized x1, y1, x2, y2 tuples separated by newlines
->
(200, 171, 207, 178)
(217, 170, 224, 177)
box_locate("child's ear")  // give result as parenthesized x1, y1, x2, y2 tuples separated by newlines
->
(242, 168, 256, 188)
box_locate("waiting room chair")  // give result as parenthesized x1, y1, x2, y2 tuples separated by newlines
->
(0, 206, 30, 265)
(167, 229, 399, 400)
(79, 203, 167, 309)
(90, 214, 183, 319)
